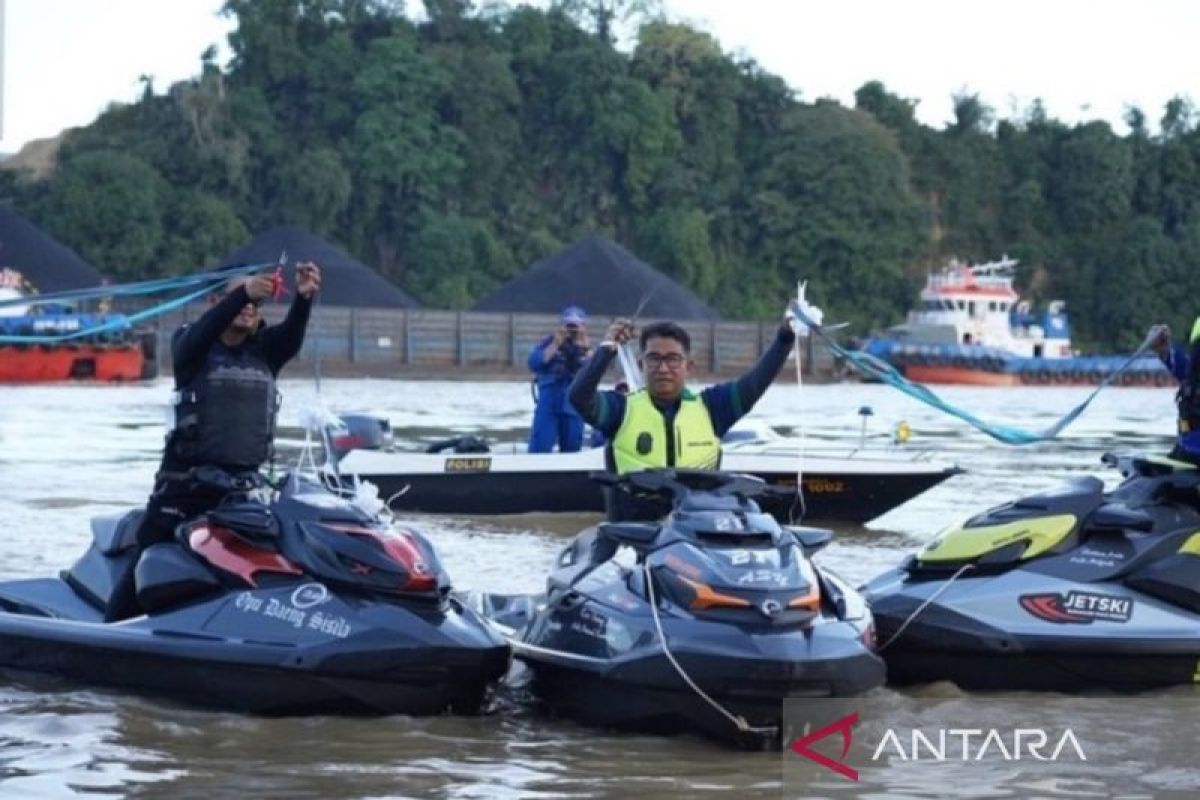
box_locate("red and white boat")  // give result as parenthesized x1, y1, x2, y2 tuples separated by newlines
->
(864, 257, 1169, 387)
(0, 268, 151, 383)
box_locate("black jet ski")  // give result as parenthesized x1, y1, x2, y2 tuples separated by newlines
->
(863, 453, 1200, 691)
(0, 469, 509, 714)
(474, 470, 885, 746)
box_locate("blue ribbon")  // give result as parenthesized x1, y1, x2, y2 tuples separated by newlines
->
(0, 263, 268, 311)
(0, 283, 218, 344)
(0, 263, 278, 344)
(790, 302, 1159, 445)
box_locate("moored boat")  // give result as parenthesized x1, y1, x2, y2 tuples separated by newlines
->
(323, 416, 961, 524)
(863, 257, 1170, 387)
(0, 268, 154, 383)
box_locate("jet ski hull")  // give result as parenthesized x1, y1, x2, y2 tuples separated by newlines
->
(867, 572, 1200, 692)
(0, 577, 510, 715)
(515, 636, 886, 744)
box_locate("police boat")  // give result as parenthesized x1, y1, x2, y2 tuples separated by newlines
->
(862, 453, 1200, 691)
(322, 413, 961, 524)
(0, 470, 509, 714)
(472, 469, 885, 746)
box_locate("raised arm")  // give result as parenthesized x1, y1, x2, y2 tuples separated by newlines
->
(568, 318, 635, 437)
(259, 294, 313, 373)
(569, 345, 618, 427)
(260, 262, 321, 373)
(702, 323, 796, 436)
(1151, 323, 1189, 383)
(172, 286, 253, 380)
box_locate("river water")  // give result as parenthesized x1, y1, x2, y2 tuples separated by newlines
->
(0, 378, 1191, 798)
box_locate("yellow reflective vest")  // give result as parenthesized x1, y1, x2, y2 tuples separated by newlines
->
(611, 388, 720, 473)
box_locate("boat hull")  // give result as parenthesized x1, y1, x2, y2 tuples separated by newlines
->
(336, 449, 959, 523)
(904, 364, 1022, 386)
(865, 340, 1172, 388)
(0, 343, 144, 383)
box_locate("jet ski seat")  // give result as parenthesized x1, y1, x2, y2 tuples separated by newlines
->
(598, 521, 659, 549)
(549, 526, 636, 592)
(1086, 504, 1155, 532)
(677, 493, 749, 513)
(135, 543, 222, 613)
(63, 511, 145, 613)
(90, 511, 144, 556)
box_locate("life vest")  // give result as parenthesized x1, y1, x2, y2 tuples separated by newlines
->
(610, 389, 720, 474)
(168, 341, 278, 469)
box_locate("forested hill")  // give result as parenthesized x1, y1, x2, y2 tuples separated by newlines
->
(2, 0, 1198, 351)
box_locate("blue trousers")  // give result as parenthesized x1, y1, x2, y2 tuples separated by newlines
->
(528, 406, 584, 453)
(1173, 430, 1200, 464)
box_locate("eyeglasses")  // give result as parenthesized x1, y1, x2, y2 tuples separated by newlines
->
(643, 353, 686, 369)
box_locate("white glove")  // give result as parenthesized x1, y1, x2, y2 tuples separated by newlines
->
(787, 281, 824, 337)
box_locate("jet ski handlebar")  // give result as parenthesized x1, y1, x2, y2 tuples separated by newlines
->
(590, 469, 773, 502)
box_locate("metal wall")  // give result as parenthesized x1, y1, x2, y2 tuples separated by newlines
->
(153, 306, 839, 378)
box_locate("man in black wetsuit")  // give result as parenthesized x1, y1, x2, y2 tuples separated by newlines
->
(568, 312, 796, 521)
(107, 262, 321, 619)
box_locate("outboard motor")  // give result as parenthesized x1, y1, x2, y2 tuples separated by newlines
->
(327, 413, 394, 461)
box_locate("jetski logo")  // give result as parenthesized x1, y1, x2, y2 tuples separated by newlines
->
(790, 711, 860, 781)
(1019, 590, 1133, 624)
(291, 583, 331, 609)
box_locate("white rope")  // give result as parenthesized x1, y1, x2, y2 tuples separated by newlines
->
(787, 280, 811, 523)
(790, 324, 808, 522)
(642, 561, 777, 736)
(876, 563, 976, 652)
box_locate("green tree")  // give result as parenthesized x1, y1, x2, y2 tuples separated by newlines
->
(738, 103, 925, 326)
(346, 31, 465, 278)
(38, 152, 169, 279)
(159, 190, 250, 273)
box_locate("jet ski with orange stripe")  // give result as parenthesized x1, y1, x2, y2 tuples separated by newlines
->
(0, 471, 509, 714)
(863, 453, 1200, 691)
(473, 470, 884, 747)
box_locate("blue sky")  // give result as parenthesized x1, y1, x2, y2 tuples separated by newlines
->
(1, 0, 1196, 153)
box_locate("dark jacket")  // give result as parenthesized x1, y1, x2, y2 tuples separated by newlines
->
(162, 287, 311, 473)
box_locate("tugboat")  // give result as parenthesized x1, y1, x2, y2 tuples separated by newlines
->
(863, 257, 1170, 387)
(0, 268, 156, 383)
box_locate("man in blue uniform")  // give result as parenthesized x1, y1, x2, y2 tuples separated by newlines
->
(1151, 318, 1200, 464)
(527, 306, 591, 453)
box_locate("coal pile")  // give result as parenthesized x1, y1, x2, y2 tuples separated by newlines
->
(220, 226, 420, 309)
(473, 236, 718, 320)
